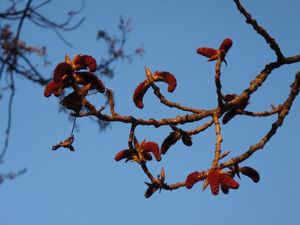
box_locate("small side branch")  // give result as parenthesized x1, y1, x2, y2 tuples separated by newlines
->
(240, 104, 282, 117)
(220, 71, 300, 168)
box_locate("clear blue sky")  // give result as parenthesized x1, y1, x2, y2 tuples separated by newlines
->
(1, 1, 300, 225)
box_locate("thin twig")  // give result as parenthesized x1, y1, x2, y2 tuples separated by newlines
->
(0, 71, 15, 161)
(106, 89, 117, 116)
(233, 0, 284, 60)
(239, 104, 282, 117)
(187, 119, 214, 135)
(215, 58, 223, 107)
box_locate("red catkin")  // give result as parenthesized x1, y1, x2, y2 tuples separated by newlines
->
(186, 171, 201, 189)
(220, 173, 239, 189)
(133, 80, 150, 109)
(114, 149, 131, 161)
(207, 170, 221, 195)
(160, 131, 181, 155)
(44, 81, 61, 97)
(53, 62, 73, 83)
(197, 47, 218, 58)
(76, 55, 97, 72)
(153, 71, 177, 92)
(219, 38, 233, 53)
(142, 141, 161, 161)
(240, 166, 260, 183)
(222, 109, 237, 124)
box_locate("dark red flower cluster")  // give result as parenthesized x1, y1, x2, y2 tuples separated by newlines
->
(44, 54, 105, 98)
(114, 140, 161, 163)
(133, 70, 177, 109)
(197, 38, 233, 64)
(206, 169, 239, 195)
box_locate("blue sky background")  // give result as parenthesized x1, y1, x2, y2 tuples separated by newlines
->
(1, 1, 300, 225)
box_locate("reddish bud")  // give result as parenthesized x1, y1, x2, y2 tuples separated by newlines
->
(219, 38, 233, 53)
(197, 47, 218, 58)
(142, 141, 161, 161)
(53, 62, 73, 83)
(240, 166, 260, 183)
(160, 131, 181, 155)
(44, 81, 61, 97)
(133, 80, 150, 109)
(114, 149, 131, 161)
(153, 71, 177, 92)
